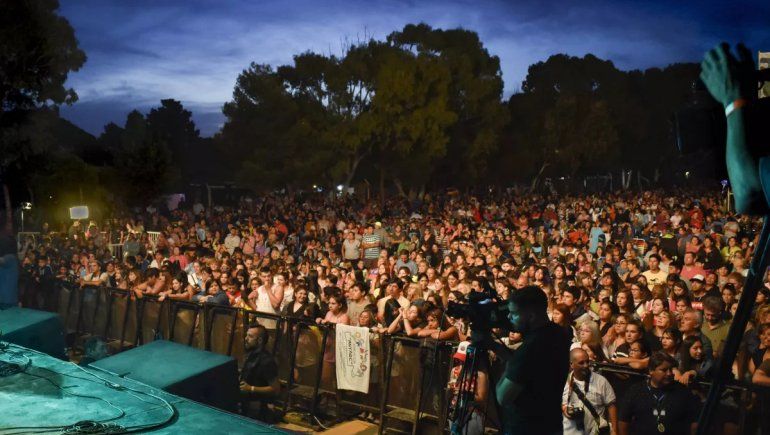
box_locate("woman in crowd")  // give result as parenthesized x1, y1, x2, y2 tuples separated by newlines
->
(418, 307, 459, 341)
(605, 314, 629, 358)
(614, 289, 635, 317)
(158, 272, 195, 302)
(571, 320, 607, 362)
(650, 310, 674, 345)
(628, 281, 649, 319)
(597, 299, 618, 342)
(282, 285, 312, 318)
(675, 336, 713, 386)
(551, 303, 575, 343)
(387, 304, 426, 337)
(660, 327, 683, 362)
(748, 323, 770, 376)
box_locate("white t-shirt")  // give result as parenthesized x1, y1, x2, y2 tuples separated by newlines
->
(562, 371, 616, 435)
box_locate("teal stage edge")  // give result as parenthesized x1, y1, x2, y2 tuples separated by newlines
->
(0, 306, 65, 359)
(0, 342, 287, 434)
(90, 339, 240, 412)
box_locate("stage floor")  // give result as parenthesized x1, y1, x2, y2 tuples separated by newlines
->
(0, 342, 287, 434)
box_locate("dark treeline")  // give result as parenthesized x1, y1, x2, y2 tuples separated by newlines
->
(1, 1, 708, 223)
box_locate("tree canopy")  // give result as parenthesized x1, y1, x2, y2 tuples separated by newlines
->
(1, 12, 710, 226)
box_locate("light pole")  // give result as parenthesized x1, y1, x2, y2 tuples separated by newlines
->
(21, 202, 32, 232)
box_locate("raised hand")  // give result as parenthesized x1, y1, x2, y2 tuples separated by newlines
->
(700, 42, 755, 107)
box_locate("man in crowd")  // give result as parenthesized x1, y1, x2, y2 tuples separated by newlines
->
(224, 226, 241, 255)
(642, 255, 668, 290)
(701, 296, 731, 359)
(496, 285, 571, 434)
(562, 286, 590, 324)
(679, 308, 714, 358)
(376, 279, 409, 323)
(81, 260, 109, 287)
(361, 223, 382, 268)
(619, 352, 699, 435)
(240, 324, 280, 422)
(341, 230, 361, 262)
(562, 348, 618, 435)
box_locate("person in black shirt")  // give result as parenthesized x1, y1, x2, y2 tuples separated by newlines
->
(496, 285, 571, 434)
(619, 352, 699, 435)
(240, 324, 280, 421)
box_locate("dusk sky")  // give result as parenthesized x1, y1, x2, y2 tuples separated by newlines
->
(57, 0, 770, 137)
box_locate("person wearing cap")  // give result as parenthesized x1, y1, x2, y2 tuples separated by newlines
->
(373, 221, 389, 247)
(447, 341, 489, 435)
(689, 274, 718, 311)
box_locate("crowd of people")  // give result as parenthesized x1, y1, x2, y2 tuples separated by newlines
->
(17, 188, 770, 434)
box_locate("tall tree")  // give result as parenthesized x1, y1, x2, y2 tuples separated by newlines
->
(387, 24, 508, 186)
(362, 48, 456, 197)
(0, 0, 86, 230)
(112, 111, 176, 205)
(146, 99, 200, 182)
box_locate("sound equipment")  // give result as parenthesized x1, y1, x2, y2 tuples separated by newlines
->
(90, 339, 239, 411)
(0, 307, 66, 359)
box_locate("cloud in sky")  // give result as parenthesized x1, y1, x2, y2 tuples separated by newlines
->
(57, 0, 770, 136)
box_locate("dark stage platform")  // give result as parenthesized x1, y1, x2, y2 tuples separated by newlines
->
(90, 340, 239, 412)
(0, 342, 287, 434)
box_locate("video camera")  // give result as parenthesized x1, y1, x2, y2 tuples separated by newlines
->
(446, 286, 511, 337)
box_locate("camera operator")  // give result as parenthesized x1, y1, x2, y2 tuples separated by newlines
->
(562, 348, 617, 435)
(495, 285, 571, 434)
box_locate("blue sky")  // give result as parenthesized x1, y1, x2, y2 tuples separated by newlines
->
(57, 0, 770, 137)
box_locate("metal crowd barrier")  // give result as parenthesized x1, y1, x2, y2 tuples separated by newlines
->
(20, 280, 461, 432)
(40, 280, 769, 433)
(592, 362, 752, 434)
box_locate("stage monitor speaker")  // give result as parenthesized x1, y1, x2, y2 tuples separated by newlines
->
(0, 307, 66, 359)
(90, 340, 239, 412)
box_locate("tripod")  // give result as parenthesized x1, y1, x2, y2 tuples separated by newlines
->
(448, 340, 485, 435)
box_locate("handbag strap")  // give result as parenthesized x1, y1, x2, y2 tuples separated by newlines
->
(570, 374, 601, 421)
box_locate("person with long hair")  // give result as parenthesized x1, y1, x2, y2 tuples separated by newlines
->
(675, 336, 712, 386)
(597, 299, 619, 343)
(661, 327, 683, 362)
(749, 323, 770, 375)
(571, 320, 608, 362)
(552, 263, 567, 290)
(158, 272, 195, 302)
(551, 303, 575, 343)
(614, 288, 635, 317)
(387, 303, 426, 337)
(643, 296, 669, 331)
(282, 285, 312, 318)
(651, 310, 674, 345)
(628, 282, 649, 319)
(606, 314, 629, 358)
(417, 307, 458, 341)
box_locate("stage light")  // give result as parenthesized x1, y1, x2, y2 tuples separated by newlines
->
(69, 206, 89, 220)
